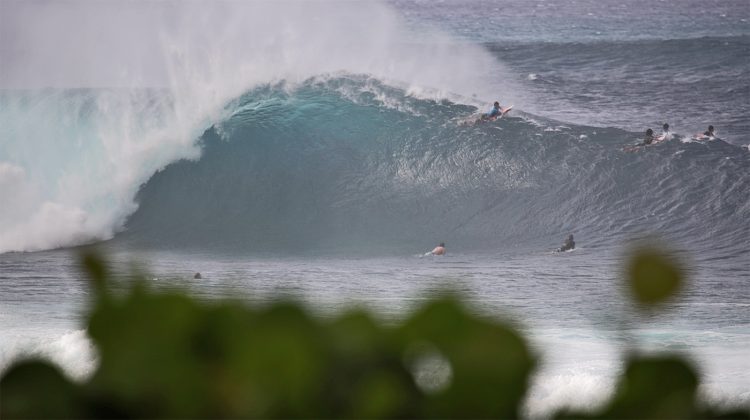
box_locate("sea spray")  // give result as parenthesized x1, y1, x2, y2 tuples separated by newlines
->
(0, 0, 526, 253)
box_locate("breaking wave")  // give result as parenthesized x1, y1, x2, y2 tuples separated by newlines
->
(120, 77, 750, 255)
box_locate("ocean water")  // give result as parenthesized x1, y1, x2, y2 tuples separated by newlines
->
(1, 0, 749, 416)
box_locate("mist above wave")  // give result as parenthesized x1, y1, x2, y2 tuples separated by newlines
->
(0, 1, 524, 254)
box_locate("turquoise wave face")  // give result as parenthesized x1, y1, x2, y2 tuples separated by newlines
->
(120, 77, 750, 254)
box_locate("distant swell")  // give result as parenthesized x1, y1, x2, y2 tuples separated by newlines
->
(120, 77, 750, 255)
(491, 36, 750, 143)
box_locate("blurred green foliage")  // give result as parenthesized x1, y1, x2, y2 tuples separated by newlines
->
(1, 249, 748, 419)
(626, 246, 684, 307)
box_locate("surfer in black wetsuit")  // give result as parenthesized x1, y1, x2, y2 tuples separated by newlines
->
(693, 125, 716, 140)
(639, 129, 655, 146)
(646, 129, 655, 144)
(556, 234, 575, 252)
(703, 125, 715, 138)
(623, 129, 656, 152)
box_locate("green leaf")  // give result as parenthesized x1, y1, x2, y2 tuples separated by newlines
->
(627, 248, 683, 306)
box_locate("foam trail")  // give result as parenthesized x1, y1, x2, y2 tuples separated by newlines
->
(0, 0, 525, 253)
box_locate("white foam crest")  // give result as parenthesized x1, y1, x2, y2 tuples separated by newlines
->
(0, 329, 97, 382)
(700, 383, 750, 413)
(523, 328, 620, 417)
(525, 371, 615, 418)
(0, 89, 204, 252)
(0, 0, 526, 253)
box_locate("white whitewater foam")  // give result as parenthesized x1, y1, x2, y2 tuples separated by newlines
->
(0, 329, 96, 382)
(526, 370, 615, 417)
(0, 0, 528, 253)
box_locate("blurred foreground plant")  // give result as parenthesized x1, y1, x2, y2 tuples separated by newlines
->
(1, 249, 747, 418)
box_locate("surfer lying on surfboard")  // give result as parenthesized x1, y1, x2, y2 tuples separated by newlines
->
(458, 101, 513, 126)
(423, 242, 445, 257)
(555, 234, 575, 253)
(622, 128, 655, 152)
(693, 125, 716, 141)
(654, 123, 672, 143)
(479, 101, 513, 121)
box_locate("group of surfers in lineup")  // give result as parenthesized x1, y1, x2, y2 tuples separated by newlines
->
(625, 123, 718, 152)
(478, 100, 718, 151)
(424, 234, 575, 256)
(426, 102, 720, 256)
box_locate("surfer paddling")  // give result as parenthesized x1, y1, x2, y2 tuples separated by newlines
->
(480, 101, 513, 121)
(427, 242, 446, 256)
(623, 128, 656, 152)
(655, 123, 672, 142)
(555, 234, 575, 253)
(641, 128, 656, 146)
(694, 125, 716, 140)
(704, 125, 716, 138)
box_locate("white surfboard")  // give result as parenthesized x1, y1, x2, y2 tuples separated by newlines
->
(653, 132, 672, 143)
(500, 105, 513, 117)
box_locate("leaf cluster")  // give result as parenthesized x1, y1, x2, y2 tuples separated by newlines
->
(1, 249, 747, 418)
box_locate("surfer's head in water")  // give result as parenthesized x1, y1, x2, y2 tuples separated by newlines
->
(705, 125, 715, 136)
(663, 123, 670, 132)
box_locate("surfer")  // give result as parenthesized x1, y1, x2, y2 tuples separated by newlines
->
(464, 101, 513, 125)
(638, 129, 656, 146)
(693, 125, 716, 141)
(430, 243, 446, 256)
(657, 123, 671, 142)
(480, 101, 512, 121)
(556, 235, 575, 252)
(622, 129, 656, 152)
(483, 102, 502, 120)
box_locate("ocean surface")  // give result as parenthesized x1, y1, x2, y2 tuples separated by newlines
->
(1, 0, 749, 416)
